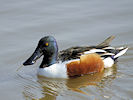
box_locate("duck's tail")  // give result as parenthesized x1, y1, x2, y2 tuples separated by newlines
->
(114, 47, 128, 59)
(97, 36, 115, 47)
(97, 35, 128, 57)
(96, 36, 128, 68)
(102, 46, 128, 68)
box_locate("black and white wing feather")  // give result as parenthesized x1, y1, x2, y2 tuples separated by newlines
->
(59, 36, 128, 68)
(83, 47, 128, 68)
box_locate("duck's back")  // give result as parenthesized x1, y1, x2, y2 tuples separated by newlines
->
(58, 36, 115, 61)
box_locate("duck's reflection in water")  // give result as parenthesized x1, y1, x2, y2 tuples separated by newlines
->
(22, 65, 117, 100)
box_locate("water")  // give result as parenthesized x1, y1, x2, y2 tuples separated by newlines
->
(0, 0, 133, 100)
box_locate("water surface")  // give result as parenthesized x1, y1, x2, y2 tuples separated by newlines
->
(0, 0, 133, 100)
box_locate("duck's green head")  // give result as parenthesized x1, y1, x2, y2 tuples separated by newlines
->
(23, 36, 58, 68)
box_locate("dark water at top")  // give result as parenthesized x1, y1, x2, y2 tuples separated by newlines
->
(0, 0, 133, 100)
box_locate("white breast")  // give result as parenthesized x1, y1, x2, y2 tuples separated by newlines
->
(37, 62, 68, 78)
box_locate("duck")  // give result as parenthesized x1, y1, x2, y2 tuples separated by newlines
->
(23, 36, 128, 78)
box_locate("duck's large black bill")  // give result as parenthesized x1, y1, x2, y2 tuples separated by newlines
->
(23, 47, 43, 66)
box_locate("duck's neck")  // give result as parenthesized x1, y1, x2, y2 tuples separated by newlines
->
(39, 53, 58, 68)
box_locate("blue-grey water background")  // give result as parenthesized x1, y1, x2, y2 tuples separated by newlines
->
(0, 0, 133, 100)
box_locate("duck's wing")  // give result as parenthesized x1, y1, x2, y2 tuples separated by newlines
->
(58, 46, 93, 61)
(58, 36, 116, 61)
(59, 45, 128, 68)
(97, 35, 115, 47)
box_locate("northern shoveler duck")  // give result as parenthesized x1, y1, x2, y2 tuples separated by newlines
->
(23, 36, 128, 78)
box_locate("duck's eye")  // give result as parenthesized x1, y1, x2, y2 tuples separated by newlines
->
(45, 42, 49, 47)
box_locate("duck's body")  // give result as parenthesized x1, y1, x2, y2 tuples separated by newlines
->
(23, 36, 128, 78)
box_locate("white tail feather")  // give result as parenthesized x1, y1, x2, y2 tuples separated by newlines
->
(114, 47, 128, 58)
